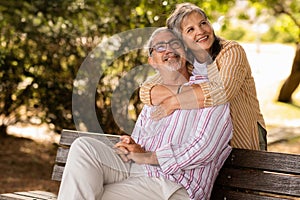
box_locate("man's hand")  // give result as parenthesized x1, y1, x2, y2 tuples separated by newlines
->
(114, 135, 145, 163)
(114, 135, 137, 162)
(114, 136, 159, 165)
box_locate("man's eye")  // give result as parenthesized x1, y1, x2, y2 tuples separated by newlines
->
(156, 45, 166, 51)
(171, 41, 181, 48)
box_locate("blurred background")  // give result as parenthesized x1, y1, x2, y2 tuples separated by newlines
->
(0, 0, 299, 194)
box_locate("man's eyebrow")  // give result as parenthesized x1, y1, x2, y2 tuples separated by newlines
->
(153, 41, 165, 45)
(153, 39, 179, 46)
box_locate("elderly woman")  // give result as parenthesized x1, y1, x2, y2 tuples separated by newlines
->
(140, 2, 267, 151)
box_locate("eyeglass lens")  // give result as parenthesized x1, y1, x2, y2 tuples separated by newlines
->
(153, 40, 182, 53)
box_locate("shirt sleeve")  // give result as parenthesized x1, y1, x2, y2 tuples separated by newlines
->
(155, 104, 232, 175)
(139, 73, 163, 105)
(201, 42, 249, 107)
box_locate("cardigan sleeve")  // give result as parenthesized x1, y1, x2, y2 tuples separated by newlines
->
(201, 41, 249, 107)
(139, 73, 163, 105)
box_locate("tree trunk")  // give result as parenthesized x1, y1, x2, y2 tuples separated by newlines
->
(278, 43, 300, 102)
(0, 124, 8, 137)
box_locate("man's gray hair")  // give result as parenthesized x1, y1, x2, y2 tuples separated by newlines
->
(146, 27, 175, 57)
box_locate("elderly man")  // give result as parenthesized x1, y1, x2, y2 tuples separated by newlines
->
(57, 27, 232, 200)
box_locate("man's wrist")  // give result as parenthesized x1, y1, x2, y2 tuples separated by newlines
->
(145, 152, 159, 166)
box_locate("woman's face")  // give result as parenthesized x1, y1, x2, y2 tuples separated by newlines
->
(180, 11, 215, 54)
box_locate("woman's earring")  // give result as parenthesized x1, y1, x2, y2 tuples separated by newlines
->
(184, 45, 188, 51)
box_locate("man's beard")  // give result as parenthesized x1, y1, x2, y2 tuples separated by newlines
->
(165, 60, 182, 72)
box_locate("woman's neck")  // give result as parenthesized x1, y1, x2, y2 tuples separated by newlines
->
(193, 51, 213, 64)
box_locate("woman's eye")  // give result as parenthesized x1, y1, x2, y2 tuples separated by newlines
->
(186, 28, 193, 33)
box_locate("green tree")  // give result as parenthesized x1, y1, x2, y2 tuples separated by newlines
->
(246, 0, 300, 102)
(0, 0, 235, 137)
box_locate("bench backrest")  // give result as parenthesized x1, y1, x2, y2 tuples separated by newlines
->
(52, 129, 300, 200)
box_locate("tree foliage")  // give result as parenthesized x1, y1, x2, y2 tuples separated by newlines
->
(1, 0, 297, 136)
(249, 0, 299, 42)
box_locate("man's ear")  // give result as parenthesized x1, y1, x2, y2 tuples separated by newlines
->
(148, 57, 157, 69)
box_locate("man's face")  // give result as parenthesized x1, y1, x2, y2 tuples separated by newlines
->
(148, 31, 186, 73)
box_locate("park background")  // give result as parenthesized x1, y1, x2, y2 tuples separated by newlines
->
(0, 0, 299, 195)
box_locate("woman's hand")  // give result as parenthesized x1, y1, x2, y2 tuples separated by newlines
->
(151, 104, 174, 121)
(151, 84, 205, 120)
(150, 85, 177, 105)
(151, 96, 179, 120)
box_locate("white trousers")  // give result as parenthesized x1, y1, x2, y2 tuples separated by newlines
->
(57, 137, 189, 200)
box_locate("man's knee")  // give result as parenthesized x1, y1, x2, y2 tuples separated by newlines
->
(70, 137, 89, 151)
(68, 137, 99, 159)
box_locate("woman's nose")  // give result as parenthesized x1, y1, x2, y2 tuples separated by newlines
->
(196, 26, 205, 35)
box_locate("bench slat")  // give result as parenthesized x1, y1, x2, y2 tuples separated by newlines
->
(51, 165, 64, 182)
(59, 129, 120, 147)
(55, 147, 69, 164)
(24, 191, 56, 199)
(0, 193, 35, 200)
(216, 167, 300, 197)
(211, 188, 295, 200)
(14, 191, 56, 200)
(0, 191, 56, 200)
(227, 149, 300, 174)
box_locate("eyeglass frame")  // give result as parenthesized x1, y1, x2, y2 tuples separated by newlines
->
(149, 39, 183, 56)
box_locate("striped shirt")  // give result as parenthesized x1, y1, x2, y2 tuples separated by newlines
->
(131, 103, 232, 200)
(133, 74, 232, 199)
(139, 39, 266, 150)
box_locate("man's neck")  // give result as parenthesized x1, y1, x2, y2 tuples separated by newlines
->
(160, 68, 189, 85)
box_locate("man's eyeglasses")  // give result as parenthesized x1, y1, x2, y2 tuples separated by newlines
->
(149, 39, 182, 55)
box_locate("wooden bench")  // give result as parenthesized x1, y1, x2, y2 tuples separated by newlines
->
(1, 129, 300, 200)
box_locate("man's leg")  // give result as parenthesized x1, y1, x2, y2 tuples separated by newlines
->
(169, 187, 189, 200)
(102, 176, 188, 200)
(57, 137, 130, 200)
